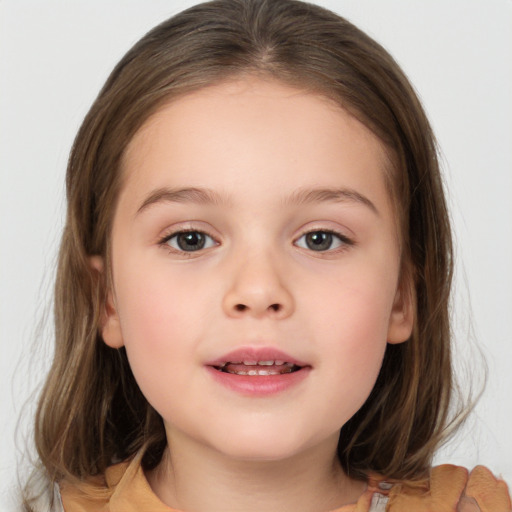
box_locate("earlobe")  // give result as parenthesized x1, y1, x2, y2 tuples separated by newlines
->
(101, 302, 125, 348)
(89, 256, 124, 348)
(387, 278, 415, 345)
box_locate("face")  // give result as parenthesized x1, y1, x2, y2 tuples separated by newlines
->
(100, 78, 413, 462)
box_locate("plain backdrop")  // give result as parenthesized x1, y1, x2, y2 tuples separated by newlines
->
(1, 0, 511, 508)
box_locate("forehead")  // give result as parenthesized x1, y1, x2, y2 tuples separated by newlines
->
(119, 77, 392, 216)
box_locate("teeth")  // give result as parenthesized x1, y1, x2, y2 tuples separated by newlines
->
(216, 361, 300, 373)
(242, 360, 290, 366)
(223, 360, 291, 366)
(225, 367, 293, 376)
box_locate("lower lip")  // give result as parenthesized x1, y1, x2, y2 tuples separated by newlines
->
(205, 366, 311, 396)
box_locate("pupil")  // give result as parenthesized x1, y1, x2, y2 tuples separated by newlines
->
(306, 232, 332, 251)
(177, 232, 205, 251)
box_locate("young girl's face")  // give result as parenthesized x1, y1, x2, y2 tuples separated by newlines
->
(100, 78, 413, 463)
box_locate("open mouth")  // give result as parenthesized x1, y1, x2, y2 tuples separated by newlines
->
(213, 360, 302, 376)
(206, 350, 310, 394)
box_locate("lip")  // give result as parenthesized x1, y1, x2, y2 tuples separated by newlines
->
(205, 346, 311, 397)
(205, 347, 309, 368)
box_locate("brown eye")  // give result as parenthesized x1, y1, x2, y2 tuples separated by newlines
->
(166, 231, 216, 252)
(304, 232, 333, 251)
(295, 230, 351, 252)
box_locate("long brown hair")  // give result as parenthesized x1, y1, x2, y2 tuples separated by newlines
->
(30, 0, 461, 501)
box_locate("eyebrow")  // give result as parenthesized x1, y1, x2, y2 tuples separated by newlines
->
(137, 187, 228, 215)
(136, 186, 378, 216)
(283, 187, 379, 215)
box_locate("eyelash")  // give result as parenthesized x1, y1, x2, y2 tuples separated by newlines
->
(158, 228, 354, 255)
(294, 229, 354, 254)
(158, 228, 219, 256)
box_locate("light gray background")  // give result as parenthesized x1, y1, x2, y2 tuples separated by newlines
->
(1, 0, 511, 508)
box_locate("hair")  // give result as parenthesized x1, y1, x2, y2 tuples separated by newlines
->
(27, 0, 461, 505)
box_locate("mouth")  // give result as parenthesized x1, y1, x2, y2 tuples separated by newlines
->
(212, 360, 303, 376)
(205, 348, 310, 396)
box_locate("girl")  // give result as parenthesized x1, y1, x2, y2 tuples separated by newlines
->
(22, 0, 511, 511)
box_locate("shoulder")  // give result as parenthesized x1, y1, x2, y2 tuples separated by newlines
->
(59, 468, 116, 512)
(59, 461, 130, 512)
(59, 459, 176, 512)
(369, 465, 511, 512)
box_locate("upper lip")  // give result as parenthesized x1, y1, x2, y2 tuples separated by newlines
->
(205, 347, 309, 368)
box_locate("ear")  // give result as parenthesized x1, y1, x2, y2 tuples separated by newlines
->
(387, 275, 415, 345)
(89, 256, 124, 348)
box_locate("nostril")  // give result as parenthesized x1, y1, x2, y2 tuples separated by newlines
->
(233, 303, 282, 313)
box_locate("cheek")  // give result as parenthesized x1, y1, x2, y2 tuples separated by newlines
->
(116, 258, 210, 338)
(112, 263, 210, 392)
(312, 269, 396, 346)
(306, 265, 396, 401)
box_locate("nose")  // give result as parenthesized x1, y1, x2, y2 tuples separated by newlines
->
(222, 251, 295, 319)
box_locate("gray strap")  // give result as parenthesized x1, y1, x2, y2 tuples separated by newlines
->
(53, 483, 65, 512)
(369, 492, 389, 512)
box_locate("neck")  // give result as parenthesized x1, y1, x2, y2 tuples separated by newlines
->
(146, 430, 366, 512)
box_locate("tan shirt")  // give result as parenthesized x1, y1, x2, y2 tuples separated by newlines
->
(60, 459, 511, 512)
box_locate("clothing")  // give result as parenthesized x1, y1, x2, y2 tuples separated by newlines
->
(60, 458, 511, 512)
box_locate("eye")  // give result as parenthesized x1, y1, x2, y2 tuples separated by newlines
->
(295, 230, 352, 252)
(163, 230, 217, 252)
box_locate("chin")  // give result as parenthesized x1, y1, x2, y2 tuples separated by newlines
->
(209, 425, 323, 463)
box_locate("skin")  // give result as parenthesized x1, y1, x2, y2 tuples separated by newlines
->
(96, 78, 414, 511)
